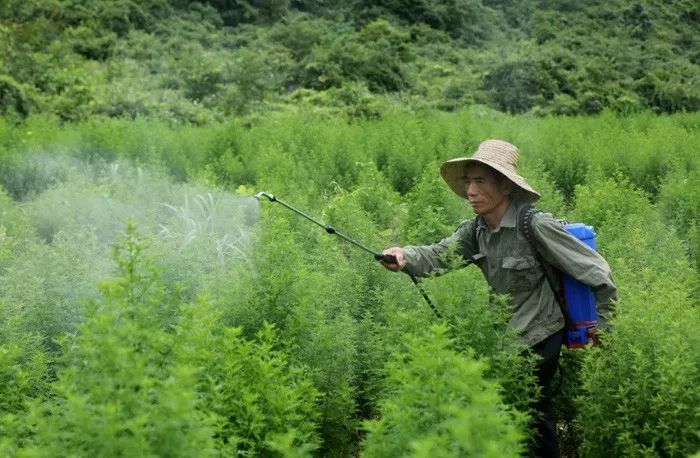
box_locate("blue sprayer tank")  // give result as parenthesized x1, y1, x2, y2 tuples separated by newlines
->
(562, 223, 598, 348)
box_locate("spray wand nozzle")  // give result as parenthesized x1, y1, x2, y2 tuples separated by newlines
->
(254, 191, 276, 202)
(254, 191, 441, 318)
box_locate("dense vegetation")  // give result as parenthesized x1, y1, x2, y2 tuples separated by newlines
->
(0, 110, 699, 456)
(1, 0, 699, 456)
(1, 0, 698, 122)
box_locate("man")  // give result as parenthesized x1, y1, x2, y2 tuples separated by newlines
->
(380, 139, 617, 458)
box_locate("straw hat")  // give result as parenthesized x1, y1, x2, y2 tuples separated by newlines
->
(440, 139, 540, 202)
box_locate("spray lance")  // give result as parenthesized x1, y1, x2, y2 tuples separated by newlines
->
(254, 192, 442, 318)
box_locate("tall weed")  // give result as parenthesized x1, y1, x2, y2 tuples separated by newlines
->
(577, 267, 699, 457)
(362, 324, 526, 457)
(175, 304, 321, 456)
(567, 175, 700, 456)
(14, 224, 215, 457)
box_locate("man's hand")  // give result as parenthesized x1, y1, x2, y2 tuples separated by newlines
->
(380, 247, 407, 272)
(587, 326, 601, 347)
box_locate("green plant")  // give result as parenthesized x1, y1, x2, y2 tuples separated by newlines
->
(0, 332, 49, 455)
(577, 267, 700, 457)
(0, 75, 32, 118)
(14, 223, 214, 456)
(175, 307, 321, 456)
(362, 324, 526, 457)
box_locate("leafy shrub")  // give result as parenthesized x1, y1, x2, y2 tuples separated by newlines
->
(362, 324, 526, 457)
(64, 25, 117, 60)
(201, 0, 290, 26)
(57, 0, 169, 37)
(634, 62, 700, 113)
(175, 307, 321, 456)
(0, 332, 48, 416)
(566, 172, 700, 456)
(658, 166, 700, 239)
(359, 0, 501, 43)
(0, 231, 108, 351)
(349, 161, 405, 230)
(219, 205, 363, 455)
(403, 160, 467, 243)
(577, 266, 700, 457)
(281, 287, 359, 456)
(0, 186, 30, 240)
(14, 224, 215, 457)
(567, 174, 651, 237)
(10, 223, 320, 456)
(519, 161, 566, 215)
(421, 263, 540, 417)
(0, 75, 31, 117)
(484, 59, 557, 114)
(0, 333, 49, 456)
(301, 19, 412, 93)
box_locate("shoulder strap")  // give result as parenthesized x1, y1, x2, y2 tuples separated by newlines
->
(518, 205, 574, 328)
(472, 216, 480, 255)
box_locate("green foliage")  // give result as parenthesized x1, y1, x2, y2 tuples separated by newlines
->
(0, 332, 49, 456)
(202, 0, 290, 25)
(0, 75, 32, 118)
(2, 0, 698, 119)
(0, 229, 108, 351)
(175, 308, 321, 456)
(14, 223, 215, 457)
(484, 58, 558, 114)
(360, 0, 502, 43)
(403, 161, 467, 242)
(362, 324, 526, 457)
(0, 186, 30, 239)
(562, 171, 700, 457)
(0, 110, 699, 456)
(577, 267, 700, 457)
(7, 223, 320, 456)
(658, 166, 700, 239)
(300, 19, 412, 93)
(218, 205, 363, 455)
(421, 263, 540, 417)
(0, 332, 48, 416)
(634, 61, 700, 113)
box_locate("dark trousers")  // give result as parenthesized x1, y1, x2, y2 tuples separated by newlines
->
(529, 328, 564, 458)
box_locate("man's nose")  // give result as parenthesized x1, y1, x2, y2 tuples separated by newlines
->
(466, 182, 478, 197)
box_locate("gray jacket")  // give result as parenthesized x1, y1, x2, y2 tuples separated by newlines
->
(403, 200, 618, 347)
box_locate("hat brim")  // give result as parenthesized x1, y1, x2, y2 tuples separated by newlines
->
(440, 157, 540, 202)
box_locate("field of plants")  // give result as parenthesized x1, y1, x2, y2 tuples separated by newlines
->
(1, 0, 699, 455)
(0, 109, 698, 456)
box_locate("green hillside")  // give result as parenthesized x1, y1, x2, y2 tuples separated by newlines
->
(1, 0, 698, 122)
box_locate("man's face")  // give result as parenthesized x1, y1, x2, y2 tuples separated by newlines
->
(462, 164, 511, 216)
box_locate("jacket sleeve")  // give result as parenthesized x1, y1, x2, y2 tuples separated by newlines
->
(402, 219, 478, 278)
(531, 212, 618, 330)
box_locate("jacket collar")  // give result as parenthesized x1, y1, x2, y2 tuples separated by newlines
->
(476, 199, 518, 231)
(500, 199, 518, 228)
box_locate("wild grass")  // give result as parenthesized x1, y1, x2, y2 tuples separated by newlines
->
(0, 109, 698, 456)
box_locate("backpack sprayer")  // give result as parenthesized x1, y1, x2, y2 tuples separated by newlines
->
(520, 206, 599, 349)
(254, 192, 443, 318)
(560, 223, 599, 348)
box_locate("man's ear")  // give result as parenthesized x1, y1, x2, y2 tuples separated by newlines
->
(500, 179, 515, 196)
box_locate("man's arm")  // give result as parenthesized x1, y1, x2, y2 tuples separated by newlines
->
(382, 219, 478, 278)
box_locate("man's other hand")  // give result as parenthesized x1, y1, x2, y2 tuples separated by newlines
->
(380, 247, 406, 272)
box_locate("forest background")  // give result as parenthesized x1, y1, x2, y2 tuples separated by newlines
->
(0, 0, 699, 457)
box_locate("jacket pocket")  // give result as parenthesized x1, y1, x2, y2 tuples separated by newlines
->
(501, 255, 539, 292)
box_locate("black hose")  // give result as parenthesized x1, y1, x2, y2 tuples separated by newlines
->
(256, 192, 443, 318)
